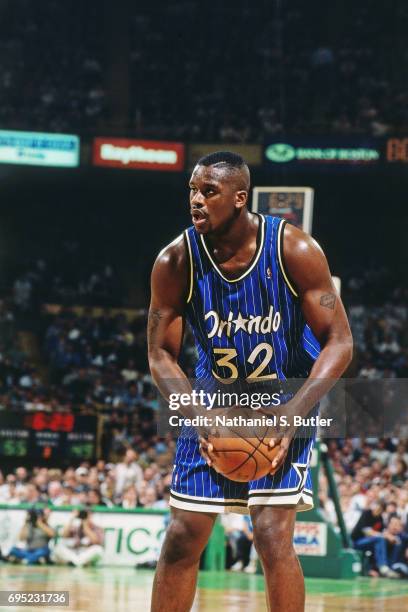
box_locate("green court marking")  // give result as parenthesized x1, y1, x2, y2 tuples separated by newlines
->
(2, 566, 408, 601)
(305, 577, 408, 598)
(198, 571, 265, 592)
(197, 572, 408, 599)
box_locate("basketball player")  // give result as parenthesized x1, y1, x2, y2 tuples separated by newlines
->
(148, 152, 352, 611)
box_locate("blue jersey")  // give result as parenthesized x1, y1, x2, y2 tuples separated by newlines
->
(184, 214, 320, 385)
(170, 214, 318, 512)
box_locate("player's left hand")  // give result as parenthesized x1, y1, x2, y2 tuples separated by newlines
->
(268, 432, 295, 474)
(259, 404, 298, 474)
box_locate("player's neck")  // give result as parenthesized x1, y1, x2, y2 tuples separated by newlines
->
(207, 210, 258, 252)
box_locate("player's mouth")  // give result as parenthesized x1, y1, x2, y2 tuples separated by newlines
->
(191, 209, 208, 229)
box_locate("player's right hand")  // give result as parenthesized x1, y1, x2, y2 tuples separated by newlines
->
(196, 406, 227, 466)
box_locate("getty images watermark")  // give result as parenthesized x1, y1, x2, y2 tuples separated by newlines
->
(168, 389, 282, 411)
(156, 378, 408, 439)
(167, 389, 333, 429)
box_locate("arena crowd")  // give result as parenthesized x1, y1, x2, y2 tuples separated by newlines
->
(1, 0, 408, 139)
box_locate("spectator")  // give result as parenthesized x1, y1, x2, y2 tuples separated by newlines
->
(121, 360, 139, 383)
(60, 485, 75, 506)
(53, 509, 104, 567)
(385, 516, 408, 574)
(7, 508, 55, 565)
(152, 486, 171, 510)
(351, 500, 399, 577)
(121, 485, 139, 509)
(391, 459, 407, 485)
(114, 449, 143, 498)
(47, 481, 64, 506)
(21, 484, 42, 505)
(318, 475, 338, 525)
(229, 515, 256, 574)
(15, 467, 28, 487)
(222, 514, 254, 572)
(87, 487, 112, 508)
(0, 475, 20, 504)
(74, 467, 90, 493)
(139, 486, 158, 509)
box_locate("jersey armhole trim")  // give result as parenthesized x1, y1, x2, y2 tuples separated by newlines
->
(277, 220, 299, 298)
(184, 230, 194, 303)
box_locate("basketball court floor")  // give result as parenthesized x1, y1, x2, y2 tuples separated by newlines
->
(1, 565, 408, 611)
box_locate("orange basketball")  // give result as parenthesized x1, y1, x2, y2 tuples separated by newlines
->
(209, 435, 281, 482)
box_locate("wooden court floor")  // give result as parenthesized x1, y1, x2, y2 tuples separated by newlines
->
(1, 565, 408, 611)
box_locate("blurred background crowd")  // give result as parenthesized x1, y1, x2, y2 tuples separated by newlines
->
(1, 0, 408, 139)
(0, 450, 172, 510)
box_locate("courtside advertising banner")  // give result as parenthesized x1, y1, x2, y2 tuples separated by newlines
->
(0, 130, 80, 167)
(0, 508, 329, 566)
(0, 507, 166, 567)
(293, 522, 328, 556)
(93, 138, 185, 171)
(264, 138, 381, 170)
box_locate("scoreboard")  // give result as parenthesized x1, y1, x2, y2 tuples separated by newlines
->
(0, 412, 98, 462)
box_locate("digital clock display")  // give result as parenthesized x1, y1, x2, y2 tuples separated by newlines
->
(24, 412, 75, 432)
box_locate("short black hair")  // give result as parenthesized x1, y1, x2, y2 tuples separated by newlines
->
(196, 151, 250, 190)
(197, 151, 246, 168)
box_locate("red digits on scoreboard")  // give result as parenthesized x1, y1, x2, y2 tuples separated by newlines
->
(59, 413, 74, 432)
(31, 412, 75, 432)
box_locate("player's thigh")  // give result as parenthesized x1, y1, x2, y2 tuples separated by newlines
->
(162, 507, 217, 562)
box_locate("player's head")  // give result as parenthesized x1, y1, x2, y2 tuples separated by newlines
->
(189, 151, 250, 234)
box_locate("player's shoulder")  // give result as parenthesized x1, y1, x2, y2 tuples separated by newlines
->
(282, 222, 329, 290)
(261, 213, 322, 257)
(153, 232, 188, 273)
(283, 222, 324, 260)
(151, 232, 189, 300)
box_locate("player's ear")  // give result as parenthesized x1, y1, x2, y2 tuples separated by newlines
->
(235, 190, 248, 209)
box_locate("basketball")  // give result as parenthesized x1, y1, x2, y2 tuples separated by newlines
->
(207, 408, 282, 482)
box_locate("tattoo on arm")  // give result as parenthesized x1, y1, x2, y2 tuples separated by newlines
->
(148, 308, 163, 345)
(320, 293, 336, 310)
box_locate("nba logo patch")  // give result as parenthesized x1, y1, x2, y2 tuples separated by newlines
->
(266, 267, 272, 278)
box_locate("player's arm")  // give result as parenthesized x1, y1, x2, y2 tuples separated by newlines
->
(267, 223, 353, 464)
(285, 223, 353, 385)
(148, 235, 206, 420)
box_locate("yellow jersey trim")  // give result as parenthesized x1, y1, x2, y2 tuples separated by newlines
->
(277, 220, 298, 297)
(199, 215, 265, 284)
(184, 230, 194, 303)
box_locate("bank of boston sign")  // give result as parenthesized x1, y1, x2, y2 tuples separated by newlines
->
(265, 139, 380, 168)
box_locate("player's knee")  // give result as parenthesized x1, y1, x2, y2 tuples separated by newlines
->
(161, 518, 204, 565)
(253, 521, 295, 567)
(255, 537, 296, 568)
